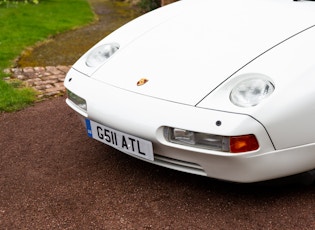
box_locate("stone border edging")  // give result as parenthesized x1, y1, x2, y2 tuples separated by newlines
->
(4, 65, 70, 99)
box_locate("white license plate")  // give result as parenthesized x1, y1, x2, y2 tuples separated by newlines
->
(85, 119, 154, 161)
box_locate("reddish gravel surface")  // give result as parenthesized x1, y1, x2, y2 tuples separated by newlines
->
(1, 97, 315, 229)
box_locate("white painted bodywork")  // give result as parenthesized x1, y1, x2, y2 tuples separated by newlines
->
(65, 0, 315, 182)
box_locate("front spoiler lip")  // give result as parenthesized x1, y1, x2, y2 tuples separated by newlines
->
(67, 111, 315, 183)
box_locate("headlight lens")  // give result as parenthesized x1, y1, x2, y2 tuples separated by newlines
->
(169, 128, 230, 151)
(67, 90, 87, 111)
(164, 127, 259, 153)
(230, 78, 275, 107)
(85, 43, 119, 67)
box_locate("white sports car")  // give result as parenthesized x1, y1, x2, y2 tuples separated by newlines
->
(65, 0, 315, 183)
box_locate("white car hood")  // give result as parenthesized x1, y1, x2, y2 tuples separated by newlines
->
(85, 0, 315, 106)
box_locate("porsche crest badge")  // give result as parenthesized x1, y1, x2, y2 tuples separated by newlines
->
(137, 78, 149, 86)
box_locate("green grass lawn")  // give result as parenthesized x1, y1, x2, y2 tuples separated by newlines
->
(0, 0, 95, 112)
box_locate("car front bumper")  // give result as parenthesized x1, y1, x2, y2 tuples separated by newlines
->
(65, 68, 315, 183)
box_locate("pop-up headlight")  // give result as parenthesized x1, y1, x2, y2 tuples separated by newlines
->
(230, 77, 275, 107)
(85, 43, 119, 67)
